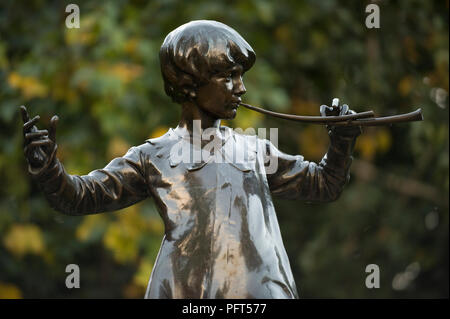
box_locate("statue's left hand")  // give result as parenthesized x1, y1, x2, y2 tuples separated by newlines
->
(320, 98, 362, 137)
(20, 105, 59, 169)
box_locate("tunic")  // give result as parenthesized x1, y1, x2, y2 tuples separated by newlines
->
(30, 126, 357, 299)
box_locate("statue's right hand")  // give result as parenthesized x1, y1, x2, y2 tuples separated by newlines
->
(20, 105, 59, 169)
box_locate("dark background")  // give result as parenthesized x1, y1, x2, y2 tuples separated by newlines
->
(0, 0, 448, 298)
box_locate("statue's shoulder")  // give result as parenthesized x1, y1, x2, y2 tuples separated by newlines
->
(145, 129, 175, 145)
(133, 128, 178, 158)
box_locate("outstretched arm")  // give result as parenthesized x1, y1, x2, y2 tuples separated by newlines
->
(266, 99, 361, 202)
(21, 106, 149, 215)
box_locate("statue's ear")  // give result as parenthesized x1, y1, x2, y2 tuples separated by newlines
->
(179, 72, 198, 101)
(188, 90, 196, 99)
(182, 85, 197, 100)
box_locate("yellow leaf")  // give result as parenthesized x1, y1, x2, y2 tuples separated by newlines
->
(291, 98, 318, 116)
(103, 218, 139, 264)
(107, 137, 131, 158)
(103, 63, 144, 83)
(355, 133, 377, 160)
(147, 217, 164, 235)
(123, 283, 146, 299)
(0, 282, 22, 299)
(117, 205, 163, 235)
(234, 107, 263, 129)
(7, 72, 48, 99)
(117, 205, 145, 233)
(64, 15, 96, 46)
(125, 38, 139, 55)
(398, 76, 413, 96)
(7, 72, 21, 87)
(76, 214, 106, 242)
(297, 126, 328, 161)
(376, 128, 392, 153)
(133, 258, 153, 288)
(3, 224, 45, 257)
(149, 126, 169, 139)
(355, 128, 392, 160)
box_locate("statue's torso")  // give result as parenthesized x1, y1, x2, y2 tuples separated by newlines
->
(141, 128, 298, 299)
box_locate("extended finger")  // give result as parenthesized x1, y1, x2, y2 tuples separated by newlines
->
(25, 130, 49, 141)
(320, 105, 327, 117)
(49, 115, 59, 142)
(24, 139, 53, 155)
(26, 138, 53, 149)
(23, 115, 40, 133)
(20, 105, 30, 123)
(332, 98, 340, 108)
(340, 104, 349, 115)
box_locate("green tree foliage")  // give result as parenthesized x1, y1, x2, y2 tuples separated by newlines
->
(0, 0, 448, 298)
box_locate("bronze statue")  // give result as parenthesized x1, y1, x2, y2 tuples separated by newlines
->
(20, 20, 421, 299)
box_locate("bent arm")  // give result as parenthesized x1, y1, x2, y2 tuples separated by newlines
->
(266, 131, 358, 202)
(30, 147, 149, 215)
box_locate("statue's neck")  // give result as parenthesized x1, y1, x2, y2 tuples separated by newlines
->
(177, 101, 221, 134)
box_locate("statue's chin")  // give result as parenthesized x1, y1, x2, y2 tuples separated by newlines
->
(225, 108, 238, 120)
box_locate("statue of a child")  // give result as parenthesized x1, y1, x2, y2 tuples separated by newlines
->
(21, 20, 361, 298)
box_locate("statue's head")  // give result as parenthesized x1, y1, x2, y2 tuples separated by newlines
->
(159, 20, 256, 106)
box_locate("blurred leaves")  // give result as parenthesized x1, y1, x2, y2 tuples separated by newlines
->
(0, 282, 22, 299)
(355, 128, 392, 161)
(3, 224, 45, 257)
(7, 72, 48, 99)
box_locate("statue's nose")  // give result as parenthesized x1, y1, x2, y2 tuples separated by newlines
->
(234, 77, 246, 96)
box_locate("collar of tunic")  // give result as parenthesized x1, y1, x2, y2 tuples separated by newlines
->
(146, 127, 258, 173)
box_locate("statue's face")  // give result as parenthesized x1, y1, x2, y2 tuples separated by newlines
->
(195, 64, 246, 120)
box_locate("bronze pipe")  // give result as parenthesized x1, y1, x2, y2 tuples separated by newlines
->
(239, 102, 375, 123)
(331, 108, 423, 126)
(239, 102, 423, 126)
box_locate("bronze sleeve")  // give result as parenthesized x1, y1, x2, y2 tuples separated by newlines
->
(266, 131, 358, 202)
(29, 146, 149, 215)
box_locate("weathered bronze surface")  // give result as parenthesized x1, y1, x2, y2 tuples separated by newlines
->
(21, 20, 362, 299)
